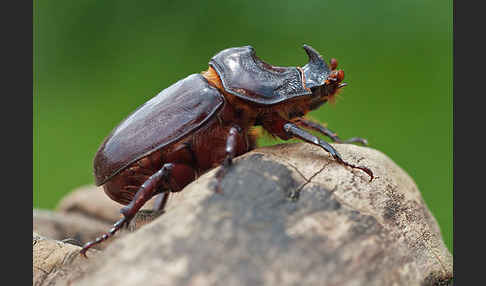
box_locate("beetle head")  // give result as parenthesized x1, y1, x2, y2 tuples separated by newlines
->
(301, 45, 347, 110)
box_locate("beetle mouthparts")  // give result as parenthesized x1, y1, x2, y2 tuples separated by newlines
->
(338, 83, 348, 88)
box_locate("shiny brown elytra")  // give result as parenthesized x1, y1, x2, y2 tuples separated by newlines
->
(80, 44, 373, 256)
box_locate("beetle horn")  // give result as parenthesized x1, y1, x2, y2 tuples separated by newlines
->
(301, 44, 331, 89)
(303, 45, 325, 66)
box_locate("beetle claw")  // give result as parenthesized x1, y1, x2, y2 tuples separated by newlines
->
(79, 216, 128, 257)
(214, 183, 224, 194)
(213, 170, 225, 194)
(209, 180, 224, 194)
(337, 157, 374, 182)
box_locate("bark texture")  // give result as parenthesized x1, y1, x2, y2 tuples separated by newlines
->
(32, 143, 453, 286)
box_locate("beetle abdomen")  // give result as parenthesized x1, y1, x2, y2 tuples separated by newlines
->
(94, 74, 224, 186)
(102, 146, 197, 206)
(209, 46, 312, 105)
(101, 121, 254, 206)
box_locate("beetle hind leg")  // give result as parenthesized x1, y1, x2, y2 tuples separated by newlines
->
(80, 163, 177, 257)
(79, 215, 129, 257)
(214, 125, 242, 193)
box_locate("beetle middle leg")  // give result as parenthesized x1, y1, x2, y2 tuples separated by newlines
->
(293, 117, 368, 145)
(214, 125, 242, 193)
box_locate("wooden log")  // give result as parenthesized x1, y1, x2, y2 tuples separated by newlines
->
(34, 143, 453, 286)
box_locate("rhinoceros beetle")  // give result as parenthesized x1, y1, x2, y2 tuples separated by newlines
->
(80, 44, 373, 256)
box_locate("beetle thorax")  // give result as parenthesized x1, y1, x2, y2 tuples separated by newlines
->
(202, 66, 317, 124)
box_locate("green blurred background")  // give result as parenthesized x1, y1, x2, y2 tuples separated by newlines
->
(33, 0, 452, 251)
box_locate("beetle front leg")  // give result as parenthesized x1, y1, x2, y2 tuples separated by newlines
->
(214, 125, 242, 193)
(80, 163, 174, 257)
(293, 117, 368, 145)
(283, 122, 373, 181)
